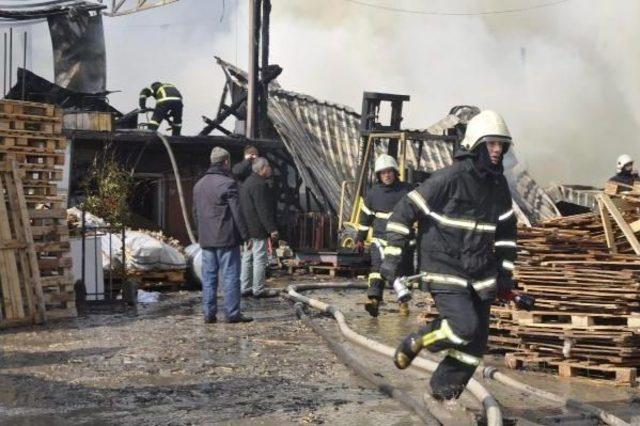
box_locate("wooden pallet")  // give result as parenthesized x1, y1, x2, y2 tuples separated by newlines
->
(0, 100, 73, 324)
(0, 134, 67, 151)
(0, 116, 63, 135)
(0, 99, 59, 118)
(514, 310, 640, 329)
(504, 352, 637, 386)
(0, 160, 46, 327)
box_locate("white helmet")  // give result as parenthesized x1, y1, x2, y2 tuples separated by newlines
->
(460, 110, 512, 152)
(374, 154, 399, 173)
(617, 154, 633, 173)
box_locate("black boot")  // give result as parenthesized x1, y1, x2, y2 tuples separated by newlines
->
(394, 331, 424, 369)
(364, 297, 380, 317)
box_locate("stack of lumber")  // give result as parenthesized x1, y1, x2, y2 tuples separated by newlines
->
(0, 160, 46, 327)
(506, 197, 640, 386)
(0, 99, 74, 323)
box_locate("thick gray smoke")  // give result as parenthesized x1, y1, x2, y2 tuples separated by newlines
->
(8, 0, 639, 186)
(268, 0, 640, 187)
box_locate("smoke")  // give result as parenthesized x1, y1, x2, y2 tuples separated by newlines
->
(268, 0, 640, 186)
(4, 0, 242, 134)
(9, 0, 640, 186)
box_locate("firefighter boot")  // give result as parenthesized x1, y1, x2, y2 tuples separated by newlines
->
(394, 319, 451, 369)
(364, 297, 380, 317)
(365, 278, 384, 318)
(394, 330, 425, 369)
(399, 301, 410, 316)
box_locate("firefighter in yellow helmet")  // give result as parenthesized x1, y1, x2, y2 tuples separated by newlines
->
(380, 110, 534, 401)
(139, 82, 183, 136)
(355, 154, 415, 317)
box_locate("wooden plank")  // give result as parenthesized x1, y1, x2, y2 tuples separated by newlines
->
(0, 173, 24, 319)
(598, 193, 640, 255)
(3, 170, 35, 321)
(598, 198, 618, 253)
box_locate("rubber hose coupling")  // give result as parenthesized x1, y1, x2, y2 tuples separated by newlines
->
(483, 365, 498, 380)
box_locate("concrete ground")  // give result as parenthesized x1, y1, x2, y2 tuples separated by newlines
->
(0, 276, 639, 425)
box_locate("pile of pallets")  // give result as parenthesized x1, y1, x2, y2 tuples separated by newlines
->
(505, 200, 640, 385)
(0, 99, 74, 322)
(0, 160, 46, 327)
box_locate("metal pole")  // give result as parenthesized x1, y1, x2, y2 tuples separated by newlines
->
(3, 33, 6, 97)
(21, 31, 26, 100)
(259, 0, 271, 136)
(8, 28, 12, 91)
(81, 208, 86, 286)
(246, 0, 260, 139)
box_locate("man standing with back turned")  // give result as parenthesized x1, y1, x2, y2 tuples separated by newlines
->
(240, 157, 279, 298)
(380, 110, 534, 401)
(193, 147, 253, 324)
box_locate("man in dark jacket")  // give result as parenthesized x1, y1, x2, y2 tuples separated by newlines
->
(139, 82, 183, 135)
(239, 157, 278, 297)
(381, 110, 533, 401)
(609, 154, 639, 187)
(355, 154, 414, 317)
(193, 147, 253, 324)
(232, 145, 259, 182)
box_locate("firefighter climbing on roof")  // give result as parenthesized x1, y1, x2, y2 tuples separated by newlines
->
(139, 82, 183, 136)
(355, 154, 415, 318)
(380, 110, 534, 401)
(609, 154, 639, 187)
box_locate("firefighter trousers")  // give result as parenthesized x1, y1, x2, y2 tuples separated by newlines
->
(418, 290, 491, 400)
(367, 242, 414, 301)
(149, 100, 183, 136)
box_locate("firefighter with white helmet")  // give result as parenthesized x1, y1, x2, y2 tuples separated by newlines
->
(610, 154, 639, 187)
(380, 110, 534, 401)
(355, 154, 414, 317)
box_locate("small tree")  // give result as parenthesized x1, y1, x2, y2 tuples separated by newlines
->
(82, 154, 134, 227)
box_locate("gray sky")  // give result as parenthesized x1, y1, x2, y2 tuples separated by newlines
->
(4, 0, 640, 187)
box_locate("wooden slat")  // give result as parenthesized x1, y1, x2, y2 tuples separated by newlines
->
(0, 172, 24, 319)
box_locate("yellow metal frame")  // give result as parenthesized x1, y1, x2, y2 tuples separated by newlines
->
(340, 132, 410, 247)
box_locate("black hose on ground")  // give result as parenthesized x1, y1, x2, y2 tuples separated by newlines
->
(294, 303, 441, 425)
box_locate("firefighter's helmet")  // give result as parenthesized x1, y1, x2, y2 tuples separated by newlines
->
(460, 110, 512, 152)
(617, 154, 634, 173)
(374, 154, 399, 173)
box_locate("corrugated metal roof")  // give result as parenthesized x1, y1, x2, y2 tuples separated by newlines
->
(215, 58, 559, 223)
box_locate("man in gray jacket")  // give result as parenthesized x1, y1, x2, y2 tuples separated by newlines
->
(193, 147, 253, 324)
(239, 157, 278, 297)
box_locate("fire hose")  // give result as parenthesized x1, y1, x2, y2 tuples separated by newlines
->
(283, 282, 503, 426)
(284, 282, 630, 426)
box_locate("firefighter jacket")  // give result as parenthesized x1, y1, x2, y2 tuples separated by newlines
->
(356, 180, 413, 248)
(381, 154, 517, 301)
(139, 83, 183, 109)
(609, 171, 640, 187)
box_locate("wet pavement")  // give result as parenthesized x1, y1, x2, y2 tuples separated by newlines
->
(0, 277, 639, 425)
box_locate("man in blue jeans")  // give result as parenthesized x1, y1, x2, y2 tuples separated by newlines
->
(239, 157, 278, 297)
(193, 147, 253, 324)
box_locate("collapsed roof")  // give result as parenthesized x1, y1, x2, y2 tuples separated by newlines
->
(214, 58, 559, 224)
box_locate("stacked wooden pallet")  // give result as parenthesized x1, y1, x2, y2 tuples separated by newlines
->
(0, 160, 46, 327)
(505, 201, 640, 385)
(0, 99, 74, 322)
